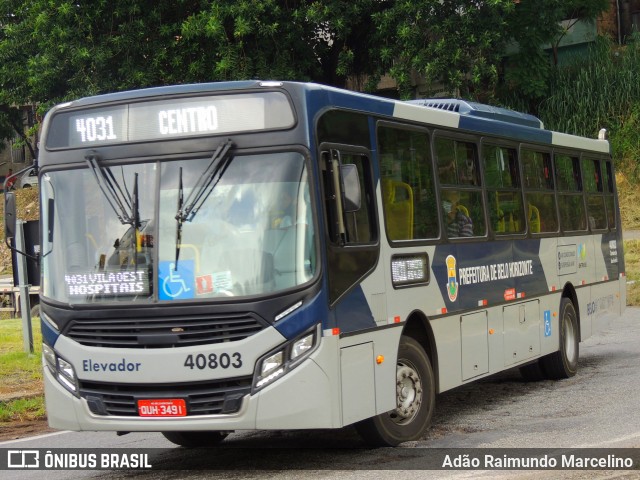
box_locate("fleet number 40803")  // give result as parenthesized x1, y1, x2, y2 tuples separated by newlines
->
(183, 352, 242, 370)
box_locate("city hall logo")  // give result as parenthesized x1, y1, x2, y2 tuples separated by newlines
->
(445, 255, 459, 302)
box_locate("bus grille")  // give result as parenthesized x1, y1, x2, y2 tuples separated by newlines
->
(79, 377, 252, 417)
(65, 312, 267, 348)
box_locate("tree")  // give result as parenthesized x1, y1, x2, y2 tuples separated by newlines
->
(503, 0, 610, 109)
(0, 0, 381, 102)
(371, 0, 516, 100)
(180, 0, 383, 88)
(0, 0, 615, 147)
(0, 0, 381, 156)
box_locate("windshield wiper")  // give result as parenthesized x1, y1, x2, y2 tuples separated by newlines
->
(131, 173, 140, 269)
(176, 138, 234, 223)
(175, 167, 184, 268)
(85, 151, 134, 226)
(174, 138, 234, 269)
(86, 152, 143, 270)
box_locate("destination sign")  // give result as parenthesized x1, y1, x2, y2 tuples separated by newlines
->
(46, 92, 295, 148)
(64, 270, 150, 297)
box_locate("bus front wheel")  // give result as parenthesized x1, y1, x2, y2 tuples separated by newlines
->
(161, 431, 228, 448)
(355, 336, 435, 447)
(541, 297, 579, 379)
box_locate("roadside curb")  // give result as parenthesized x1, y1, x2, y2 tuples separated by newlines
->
(0, 390, 43, 403)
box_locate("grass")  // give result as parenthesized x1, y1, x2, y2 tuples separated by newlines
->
(0, 397, 45, 423)
(0, 317, 45, 423)
(624, 239, 640, 306)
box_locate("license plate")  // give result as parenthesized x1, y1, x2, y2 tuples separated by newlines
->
(137, 399, 187, 417)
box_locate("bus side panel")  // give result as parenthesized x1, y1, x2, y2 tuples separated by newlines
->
(337, 327, 401, 425)
(256, 336, 339, 429)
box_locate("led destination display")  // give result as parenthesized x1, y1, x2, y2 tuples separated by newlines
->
(46, 92, 295, 148)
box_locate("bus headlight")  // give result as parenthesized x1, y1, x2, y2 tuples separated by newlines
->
(42, 343, 56, 371)
(253, 325, 320, 392)
(291, 332, 314, 360)
(42, 343, 79, 396)
(260, 351, 285, 378)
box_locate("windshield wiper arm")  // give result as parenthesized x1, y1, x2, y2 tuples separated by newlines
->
(132, 172, 140, 269)
(85, 151, 134, 226)
(175, 167, 184, 268)
(174, 139, 234, 270)
(176, 138, 234, 223)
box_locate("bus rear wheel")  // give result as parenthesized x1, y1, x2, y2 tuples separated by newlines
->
(540, 297, 579, 379)
(161, 431, 228, 447)
(355, 336, 435, 447)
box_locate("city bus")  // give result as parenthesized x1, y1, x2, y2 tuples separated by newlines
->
(5, 81, 625, 447)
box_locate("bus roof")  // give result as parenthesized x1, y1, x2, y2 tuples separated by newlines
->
(50, 80, 611, 155)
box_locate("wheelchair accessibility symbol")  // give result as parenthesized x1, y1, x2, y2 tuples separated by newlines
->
(159, 260, 195, 300)
(544, 310, 552, 337)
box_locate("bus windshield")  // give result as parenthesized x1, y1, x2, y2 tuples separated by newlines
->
(41, 151, 316, 305)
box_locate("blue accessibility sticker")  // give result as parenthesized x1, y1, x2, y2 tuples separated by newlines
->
(544, 310, 552, 337)
(159, 260, 195, 300)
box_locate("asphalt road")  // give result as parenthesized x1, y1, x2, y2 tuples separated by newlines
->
(3, 307, 640, 479)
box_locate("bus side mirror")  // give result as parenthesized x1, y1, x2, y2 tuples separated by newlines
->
(4, 191, 16, 241)
(341, 164, 361, 213)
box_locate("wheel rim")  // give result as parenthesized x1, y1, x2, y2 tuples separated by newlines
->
(564, 309, 577, 363)
(390, 360, 423, 425)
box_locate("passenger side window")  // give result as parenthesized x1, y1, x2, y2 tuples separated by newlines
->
(378, 125, 438, 241)
(435, 137, 485, 238)
(583, 158, 607, 231)
(555, 154, 586, 232)
(604, 161, 617, 230)
(436, 137, 479, 186)
(521, 149, 558, 233)
(482, 145, 525, 234)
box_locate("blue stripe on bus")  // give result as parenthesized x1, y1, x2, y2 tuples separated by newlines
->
(306, 86, 396, 118)
(334, 285, 376, 333)
(41, 317, 60, 347)
(432, 239, 546, 312)
(273, 290, 327, 340)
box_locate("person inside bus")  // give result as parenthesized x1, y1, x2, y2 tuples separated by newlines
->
(270, 189, 294, 228)
(442, 190, 473, 237)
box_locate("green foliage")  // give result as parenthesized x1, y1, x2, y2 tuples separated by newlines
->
(0, 0, 382, 107)
(0, 396, 45, 423)
(624, 240, 640, 306)
(502, 0, 609, 109)
(0, 0, 615, 107)
(0, 317, 44, 422)
(0, 0, 626, 159)
(534, 36, 640, 139)
(372, 0, 515, 100)
(610, 105, 640, 181)
(179, 0, 382, 87)
(0, 1, 375, 153)
(0, 317, 42, 356)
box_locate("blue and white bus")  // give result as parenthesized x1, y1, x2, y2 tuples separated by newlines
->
(9, 81, 624, 446)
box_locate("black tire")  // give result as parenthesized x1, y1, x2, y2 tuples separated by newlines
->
(355, 336, 435, 447)
(161, 431, 228, 448)
(519, 360, 546, 382)
(540, 297, 579, 379)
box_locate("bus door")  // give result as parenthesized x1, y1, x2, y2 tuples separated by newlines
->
(320, 145, 383, 333)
